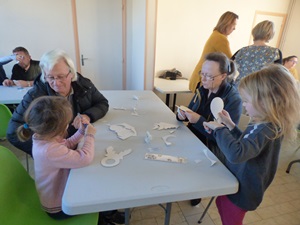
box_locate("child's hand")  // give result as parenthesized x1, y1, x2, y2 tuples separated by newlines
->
(203, 121, 224, 131)
(218, 110, 235, 130)
(86, 123, 96, 136)
(79, 116, 90, 130)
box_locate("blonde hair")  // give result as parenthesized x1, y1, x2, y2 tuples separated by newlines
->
(17, 96, 73, 142)
(252, 20, 275, 42)
(214, 11, 239, 34)
(238, 64, 300, 140)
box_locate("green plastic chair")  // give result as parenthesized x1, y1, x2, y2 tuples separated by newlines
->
(0, 145, 98, 225)
(0, 103, 31, 171)
(0, 104, 12, 140)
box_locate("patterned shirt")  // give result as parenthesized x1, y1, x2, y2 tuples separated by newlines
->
(233, 46, 282, 85)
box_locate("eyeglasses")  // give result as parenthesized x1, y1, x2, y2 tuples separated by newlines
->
(46, 70, 71, 82)
(200, 72, 223, 81)
(289, 60, 298, 64)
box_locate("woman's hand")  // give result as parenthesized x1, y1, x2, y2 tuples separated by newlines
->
(185, 110, 201, 124)
(73, 113, 91, 129)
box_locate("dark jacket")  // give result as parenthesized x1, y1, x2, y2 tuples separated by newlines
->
(214, 123, 282, 211)
(177, 82, 242, 155)
(7, 73, 109, 155)
(11, 60, 41, 81)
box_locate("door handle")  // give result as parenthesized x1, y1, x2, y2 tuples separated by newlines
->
(81, 54, 88, 66)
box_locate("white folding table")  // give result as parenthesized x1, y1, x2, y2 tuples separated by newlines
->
(62, 90, 238, 225)
(154, 78, 191, 111)
(0, 86, 31, 104)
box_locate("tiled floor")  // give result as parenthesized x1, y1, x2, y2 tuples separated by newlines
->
(1, 138, 300, 225)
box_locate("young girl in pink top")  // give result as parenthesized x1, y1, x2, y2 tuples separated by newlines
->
(17, 96, 96, 220)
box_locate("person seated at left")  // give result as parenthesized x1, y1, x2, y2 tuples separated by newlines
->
(2, 46, 41, 87)
(0, 54, 15, 84)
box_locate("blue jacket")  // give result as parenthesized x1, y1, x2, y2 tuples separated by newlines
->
(178, 82, 242, 153)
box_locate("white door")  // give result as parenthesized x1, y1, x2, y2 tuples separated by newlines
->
(76, 0, 123, 90)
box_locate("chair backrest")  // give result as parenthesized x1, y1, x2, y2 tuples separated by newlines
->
(0, 145, 98, 225)
(0, 104, 12, 139)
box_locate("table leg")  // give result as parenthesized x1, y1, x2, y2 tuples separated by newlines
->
(164, 203, 172, 225)
(172, 94, 177, 112)
(166, 94, 170, 107)
(125, 208, 130, 225)
(198, 197, 215, 224)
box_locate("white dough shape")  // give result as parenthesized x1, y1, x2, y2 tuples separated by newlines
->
(210, 97, 224, 123)
(133, 95, 139, 100)
(178, 105, 190, 112)
(162, 135, 176, 146)
(113, 107, 126, 110)
(203, 149, 217, 166)
(101, 146, 132, 167)
(145, 131, 153, 144)
(153, 122, 179, 130)
(131, 107, 138, 116)
(109, 123, 137, 140)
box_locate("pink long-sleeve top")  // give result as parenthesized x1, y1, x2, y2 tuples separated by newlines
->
(32, 129, 95, 214)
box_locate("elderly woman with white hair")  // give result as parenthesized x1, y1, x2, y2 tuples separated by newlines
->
(7, 49, 109, 156)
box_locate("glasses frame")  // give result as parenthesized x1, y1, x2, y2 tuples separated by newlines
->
(288, 60, 298, 64)
(200, 72, 223, 81)
(45, 70, 71, 83)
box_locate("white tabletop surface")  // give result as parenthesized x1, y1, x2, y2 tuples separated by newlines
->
(62, 90, 238, 215)
(0, 86, 31, 104)
(154, 78, 191, 94)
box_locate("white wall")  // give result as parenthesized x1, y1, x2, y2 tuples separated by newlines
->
(1, 0, 299, 92)
(281, 0, 300, 73)
(126, 0, 147, 90)
(155, 0, 291, 80)
(0, 0, 76, 77)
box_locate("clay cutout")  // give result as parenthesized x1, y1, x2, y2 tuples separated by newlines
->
(145, 131, 153, 144)
(131, 107, 138, 116)
(153, 122, 179, 130)
(113, 107, 126, 110)
(210, 97, 224, 123)
(203, 149, 216, 166)
(162, 135, 176, 146)
(176, 105, 190, 112)
(101, 146, 132, 167)
(145, 153, 187, 163)
(109, 123, 137, 140)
